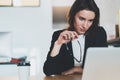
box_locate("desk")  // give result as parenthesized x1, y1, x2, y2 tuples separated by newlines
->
(107, 37, 120, 47)
(44, 74, 82, 80)
(0, 74, 82, 80)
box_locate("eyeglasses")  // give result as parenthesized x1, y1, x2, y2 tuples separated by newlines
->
(66, 40, 82, 63)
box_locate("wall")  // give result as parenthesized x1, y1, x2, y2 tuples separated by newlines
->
(95, 0, 117, 40)
(0, 0, 53, 76)
(0, 0, 118, 76)
(116, 0, 120, 24)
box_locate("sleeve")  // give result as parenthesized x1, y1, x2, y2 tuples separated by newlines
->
(94, 27, 108, 47)
(43, 30, 65, 76)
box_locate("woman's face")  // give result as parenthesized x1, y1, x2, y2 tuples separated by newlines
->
(74, 10, 95, 35)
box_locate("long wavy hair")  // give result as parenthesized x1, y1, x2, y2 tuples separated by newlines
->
(67, 0, 100, 34)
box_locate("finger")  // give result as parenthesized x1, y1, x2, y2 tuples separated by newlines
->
(62, 33, 70, 40)
(73, 31, 79, 38)
(70, 31, 78, 40)
(67, 32, 71, 40)
(70, 32, 74, 40)
(61, 31, 78, 41)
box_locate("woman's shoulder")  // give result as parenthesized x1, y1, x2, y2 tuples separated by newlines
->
(95, 26, 106, 33)
(53, 29, 66, 35)
(54, 29, 64, 34)
(51, 29, 65, 39)
(88, 26, 107, 37)
(97, 26, 105, 29)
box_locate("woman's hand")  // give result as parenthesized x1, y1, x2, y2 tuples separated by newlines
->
(50, 30, 78, 57)
(61, 66, 83, 75)
(56, 30, 79, 45)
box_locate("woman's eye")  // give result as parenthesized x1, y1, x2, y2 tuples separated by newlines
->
(89, 20, 93, 23)
(79, 17, 84, 21)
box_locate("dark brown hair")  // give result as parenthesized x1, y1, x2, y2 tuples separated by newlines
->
(67, 0, 100, 32)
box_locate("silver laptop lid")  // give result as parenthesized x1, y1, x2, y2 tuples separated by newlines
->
(82, 47, 120, 80)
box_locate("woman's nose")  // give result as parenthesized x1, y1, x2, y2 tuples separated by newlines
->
(83, 21, 88, 28)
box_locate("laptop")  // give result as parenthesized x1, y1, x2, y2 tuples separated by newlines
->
(81, 47, 120, 80)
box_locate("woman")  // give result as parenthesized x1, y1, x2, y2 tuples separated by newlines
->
(43, 0, 108, 76)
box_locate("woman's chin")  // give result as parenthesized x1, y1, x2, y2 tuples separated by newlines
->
(78, 32, 85, 35)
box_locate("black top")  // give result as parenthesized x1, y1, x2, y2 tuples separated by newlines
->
(43, 27, 108, 76)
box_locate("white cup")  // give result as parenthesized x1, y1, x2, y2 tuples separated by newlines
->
(17, 61, 30, 80)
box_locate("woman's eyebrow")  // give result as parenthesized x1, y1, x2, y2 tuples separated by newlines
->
(79, 16, 94, 21)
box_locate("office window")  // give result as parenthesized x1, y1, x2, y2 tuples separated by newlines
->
(52, 0, 75, 29)
(0, 0, 40, 7)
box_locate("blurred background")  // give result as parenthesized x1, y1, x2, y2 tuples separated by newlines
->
(0, 0, 119, 76)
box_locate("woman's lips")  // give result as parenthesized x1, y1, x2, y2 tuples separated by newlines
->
(80, 28, 86, 32)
